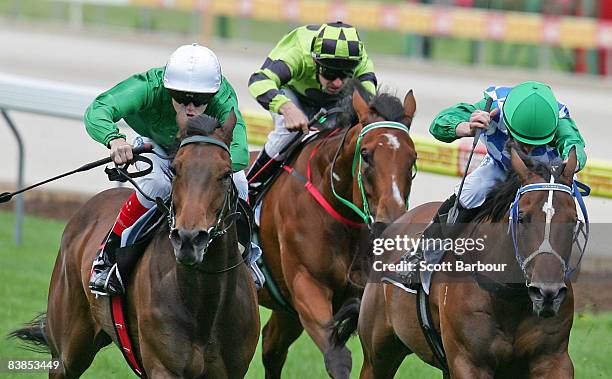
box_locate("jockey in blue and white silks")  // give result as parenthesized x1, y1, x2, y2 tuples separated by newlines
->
(430, 82, 586, 209)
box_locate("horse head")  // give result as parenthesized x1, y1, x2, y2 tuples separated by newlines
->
(509, 146, 579, 318)
(346, 87, 417, 227)
(169, 111, 238, 267)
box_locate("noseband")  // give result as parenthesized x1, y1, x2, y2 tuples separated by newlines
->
(509, 176, 590, 283)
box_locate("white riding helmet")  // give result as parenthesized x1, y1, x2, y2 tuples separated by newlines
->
(163, 43, 221, 93)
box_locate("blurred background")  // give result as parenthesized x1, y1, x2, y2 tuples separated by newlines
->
(1, 0, 612, 246)
(1, 0, 611, 225)
(1, 2, 612, 378)
(2, 0, 612, 74)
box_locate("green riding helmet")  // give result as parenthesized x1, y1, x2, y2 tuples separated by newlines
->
(311, 21, 364, 71)
(503, 81, 560, 145)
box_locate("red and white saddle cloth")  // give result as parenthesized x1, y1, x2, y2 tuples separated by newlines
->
(111, 296, 146, 378)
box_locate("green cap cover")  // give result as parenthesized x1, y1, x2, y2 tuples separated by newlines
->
(502, 81, 559, 145)
(311, 22, 363, 69)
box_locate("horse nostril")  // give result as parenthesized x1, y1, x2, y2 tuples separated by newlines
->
(528, 286, 544, 302)
(169, 229, 181, 248)
(556, 286, 568, 303)
(529, 283, 567, 303)
(371, 222, 389, 239)
(174, 229, 209, 249)
(192, 230, 210, 249)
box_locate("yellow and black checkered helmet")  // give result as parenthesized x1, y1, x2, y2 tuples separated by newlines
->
(311, 22, 364, 70)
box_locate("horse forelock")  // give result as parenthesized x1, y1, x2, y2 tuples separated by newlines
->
(179, 114, 220, 140)
(167, 114, 224, 165)
(369, 93, 406, 124)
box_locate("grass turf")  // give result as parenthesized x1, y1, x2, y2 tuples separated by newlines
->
(0, 211, 610, 378)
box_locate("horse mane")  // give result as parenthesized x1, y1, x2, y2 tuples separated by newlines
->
(334, 79, 365, 128)
(474, 139, 568, 223)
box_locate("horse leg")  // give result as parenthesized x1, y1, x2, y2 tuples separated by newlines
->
(445, 353, 493, 379)
(359, 334, 409, 379)
(46, 251, 111, 378)
(47, 314, 109, 379)
(142, 359, 182, 379)
(289, 271, 351, 379)
(262, 310, 304, 379)
(528, 352, 573, 378)
(359, 284, 410, 379)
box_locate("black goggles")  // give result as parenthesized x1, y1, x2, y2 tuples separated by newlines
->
(167, 89, 215, 107)
(319, 65, 355, 81)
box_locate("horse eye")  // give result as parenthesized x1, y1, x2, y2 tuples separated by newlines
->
(517, 212, 528, 223)
(220, 171, 232, 182)
(361, 148, 372, 165)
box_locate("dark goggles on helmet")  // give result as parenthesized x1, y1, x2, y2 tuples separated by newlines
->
(167, 89, 215, 107)
(318, 65, 355, 81)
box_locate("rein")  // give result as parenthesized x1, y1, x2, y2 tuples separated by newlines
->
(282, 128, 364, 229)
(167, 135, 245, 274)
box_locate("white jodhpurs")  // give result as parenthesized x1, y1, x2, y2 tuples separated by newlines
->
(454, 151, 569, 209)
(454, 154, 507, 209)
(132, 136, 248, 208)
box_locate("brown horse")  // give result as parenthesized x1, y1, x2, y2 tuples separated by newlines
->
(256, 87, 417, 379)
(11, 113, 259, 378)
(332, 146, 583, 378)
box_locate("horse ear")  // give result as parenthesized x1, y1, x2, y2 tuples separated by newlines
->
(220, 108, 237, 146)
(511, 148, 530, 182)
(352, 89, 370, 124)
(403, 90, 416, 125)
(561, 146, 577, 181)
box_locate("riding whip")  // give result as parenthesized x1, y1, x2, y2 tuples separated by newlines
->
(447, 97, 493, 224)
(0, 144, 152, 204)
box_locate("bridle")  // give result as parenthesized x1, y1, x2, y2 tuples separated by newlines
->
(167, 135, 244, 274)
(330, 120, 415, 227)
(509, 175, 590, 284)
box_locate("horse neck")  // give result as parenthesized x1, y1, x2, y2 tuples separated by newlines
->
(174, 227, 242, 339)
(312, 127, 360, 210)
(464, 218, 532, 310)
(471, 220, 516, 265)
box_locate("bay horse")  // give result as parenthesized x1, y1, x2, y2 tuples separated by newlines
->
(11, 112, 259, 378)
(332, 145, 585, 378)
(257, 87, 417, 379)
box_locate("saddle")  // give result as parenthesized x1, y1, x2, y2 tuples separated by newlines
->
(250, 131, 323, 207)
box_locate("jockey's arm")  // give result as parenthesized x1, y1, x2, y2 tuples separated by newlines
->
(84, 72, 152, 147)
(553, 116, 587, 172)
(212, 80, 249, 172)
(429, 98, 489, 143)
(248, 38, 303, 113)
